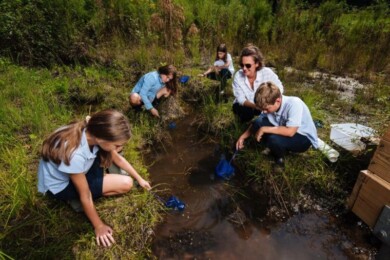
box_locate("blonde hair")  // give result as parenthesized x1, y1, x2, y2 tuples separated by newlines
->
(254, 81, 281, 109)
(41, 109, 131, 168)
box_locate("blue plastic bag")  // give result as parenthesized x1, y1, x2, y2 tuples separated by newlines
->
(179, 75, 190, 84)
(165, 195, 186, 211)
(215, 154, 235, 180)
(168, 122, 176, 129)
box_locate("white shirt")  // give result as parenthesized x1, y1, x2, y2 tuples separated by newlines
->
(37, 130, 99, 194)
(232, 67, 284, 105)
(266, 95, 318, 148)
(213, 53, 235, 75)
(226, 53, 235, 75)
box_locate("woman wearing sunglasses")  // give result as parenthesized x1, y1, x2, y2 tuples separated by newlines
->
(232, 45, 284, 122)
(129, 64, 178, 118)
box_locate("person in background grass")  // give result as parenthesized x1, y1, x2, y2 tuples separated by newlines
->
(38, 109, 151, 247)
(129, 64, 178, 118)
(198, 43, 235, 93)
(236, 81, 318, 170)
(232, 44, 284, 122)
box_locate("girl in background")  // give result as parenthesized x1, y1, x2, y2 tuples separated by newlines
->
(38, 109, 151, 247)
(199, 43, 235, 92)
(129, 64, 178, 118)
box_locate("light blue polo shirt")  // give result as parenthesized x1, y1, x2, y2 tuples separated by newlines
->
(131, 71, 164, 110)
(266, 95, 318, 148)
(37, 130, 99, 195)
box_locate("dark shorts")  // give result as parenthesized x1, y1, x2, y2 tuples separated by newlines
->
(131, 97, 161, 111)
(48, 157, 104, 201)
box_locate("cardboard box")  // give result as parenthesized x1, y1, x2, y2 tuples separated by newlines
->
(368, 138, 390, 183)
(348, 170, 390, 228)
(383, 127, 390, 142)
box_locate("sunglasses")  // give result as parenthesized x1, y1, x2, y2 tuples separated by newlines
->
(240, 63, 253, 69)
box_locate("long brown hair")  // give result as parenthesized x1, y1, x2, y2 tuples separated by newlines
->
(158, 64, 178, 96)
(215, 43, 228, 63)
(41, 109, 131, 168)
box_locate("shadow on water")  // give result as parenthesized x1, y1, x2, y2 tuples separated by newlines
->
(145, 115, 377, 259)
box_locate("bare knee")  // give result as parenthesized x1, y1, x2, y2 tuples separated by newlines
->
(120, 176, 133, 193)
(129, 93, 141, 106)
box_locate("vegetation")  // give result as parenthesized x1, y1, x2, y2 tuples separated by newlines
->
(0, 59, 166, 258)
(0, 0, 389, 77)
(0, 0, 389, 258)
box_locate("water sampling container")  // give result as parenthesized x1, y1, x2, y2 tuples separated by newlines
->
(317, 138, 339, 162)
(330, 123, 377, 152)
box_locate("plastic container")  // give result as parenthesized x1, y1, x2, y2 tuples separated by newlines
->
(330, 123, 377, 152)
(317, 138, 339, 162)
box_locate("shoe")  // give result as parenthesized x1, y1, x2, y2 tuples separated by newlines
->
(68, 199, 83, 213)
(275, 157, 285, 167)
(273, 157, 285, 173)
(261, 148, 271, 155)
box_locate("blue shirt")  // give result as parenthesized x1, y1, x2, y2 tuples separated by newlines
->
(131, 71, 164, 110)
(266, 95, 318, 148)
(37, 130, 99, 194)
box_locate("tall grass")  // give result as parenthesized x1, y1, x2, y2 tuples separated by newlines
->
(0, 58, 164, 258)
(2, 0, 388, 76)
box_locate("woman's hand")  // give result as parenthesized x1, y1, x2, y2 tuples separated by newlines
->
(95, 224, 115, 247)
(138, 178, 152, 190)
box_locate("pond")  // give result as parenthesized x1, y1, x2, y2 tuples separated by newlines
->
(146, 115, 377, 259)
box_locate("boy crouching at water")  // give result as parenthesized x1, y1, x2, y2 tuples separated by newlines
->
(236, 81, 318, 171)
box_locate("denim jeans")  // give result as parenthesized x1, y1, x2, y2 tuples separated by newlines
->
(252, 114, 312, 158)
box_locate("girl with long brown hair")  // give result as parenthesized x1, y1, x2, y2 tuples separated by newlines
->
(38, 109, 151, 247)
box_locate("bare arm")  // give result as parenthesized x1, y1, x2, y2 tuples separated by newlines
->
(255, 126, 298, 142)
(199, 67, 213, 77)
(236, 124, 253, 150)
(243, 100, 258, 109)
(69, 174, 115, 247)
(111, 150, 151, 190)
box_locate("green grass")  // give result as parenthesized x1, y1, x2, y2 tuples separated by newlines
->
(0, 58, 164, 259)
(193, 67, 390, 213)
(0, 50, 389, 258)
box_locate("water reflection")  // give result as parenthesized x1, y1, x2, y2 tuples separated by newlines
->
(148, 116, 373, 259)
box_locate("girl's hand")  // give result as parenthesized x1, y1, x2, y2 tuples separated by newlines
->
(95, 224, 115, 247)
(138, 179, 152, 190)
(150, 108, 160, 118)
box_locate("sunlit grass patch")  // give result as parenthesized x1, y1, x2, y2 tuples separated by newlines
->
(0, 59, 164, 259)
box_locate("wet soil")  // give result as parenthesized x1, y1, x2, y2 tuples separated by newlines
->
(146, 115, 379, 259)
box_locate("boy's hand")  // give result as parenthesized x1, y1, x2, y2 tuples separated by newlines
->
(236, 137, 245, 151)
(255, 128, 265, 142)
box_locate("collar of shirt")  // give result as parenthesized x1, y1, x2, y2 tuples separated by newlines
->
(80, 129, 99, 159)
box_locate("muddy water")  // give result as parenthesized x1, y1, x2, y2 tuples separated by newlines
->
(147, 116, 375, 259)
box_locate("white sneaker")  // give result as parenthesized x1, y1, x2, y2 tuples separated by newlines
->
(261, 148, 271, 155)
